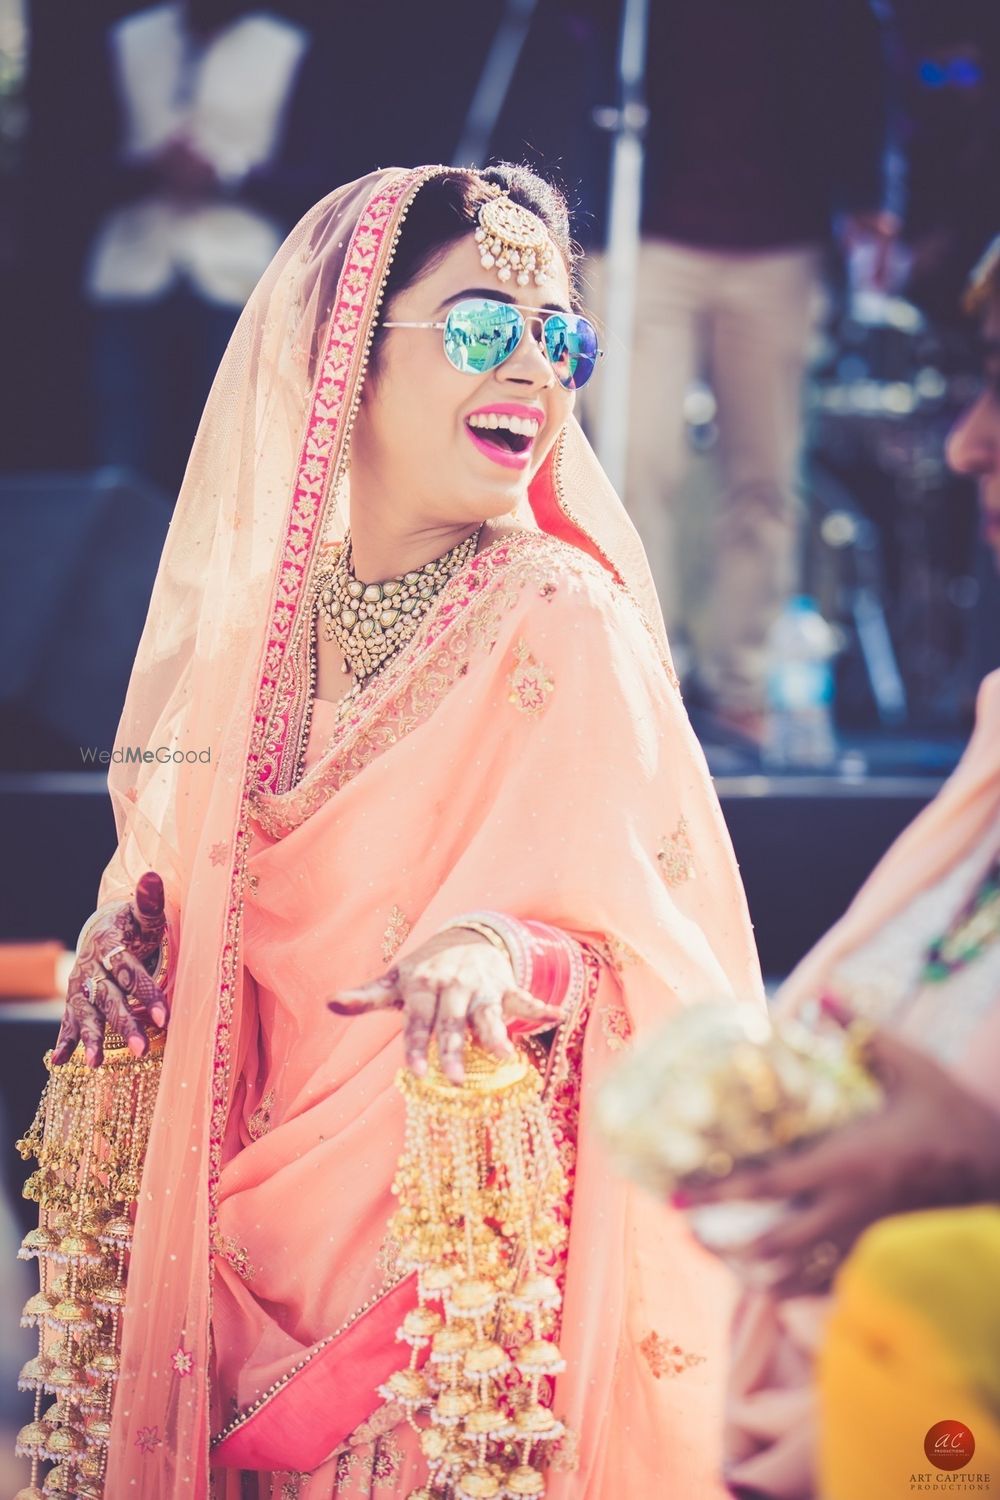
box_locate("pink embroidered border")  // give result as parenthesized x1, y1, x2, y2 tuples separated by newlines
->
(257, 182, 402, 794)
(207, 170, 438, 1259)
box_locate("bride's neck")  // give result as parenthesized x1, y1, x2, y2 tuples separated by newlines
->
(346, 512, 482, 584)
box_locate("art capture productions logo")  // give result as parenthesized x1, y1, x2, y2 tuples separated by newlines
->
(909, 1420, 992, 1493)
(926, 1421, 976, 1472)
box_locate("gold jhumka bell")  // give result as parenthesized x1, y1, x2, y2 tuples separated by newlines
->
(381, 1042, 568, 1500)
(14, 1026, 165, 1500)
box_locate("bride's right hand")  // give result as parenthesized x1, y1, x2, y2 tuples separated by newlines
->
(52, 872, 171, 1069)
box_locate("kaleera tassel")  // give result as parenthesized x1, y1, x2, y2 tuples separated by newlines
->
(381, 1042, 568, 1500)
(13, 1024, 165, 1500)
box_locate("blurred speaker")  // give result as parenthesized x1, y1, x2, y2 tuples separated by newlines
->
(0, 469, 169, 770)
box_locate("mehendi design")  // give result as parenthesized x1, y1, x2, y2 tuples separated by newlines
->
(52, 874, 168, 1066)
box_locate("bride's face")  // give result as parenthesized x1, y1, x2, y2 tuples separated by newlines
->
(353, 232, 576, 525)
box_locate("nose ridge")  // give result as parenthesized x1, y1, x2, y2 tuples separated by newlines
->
(946, 395, 998, 475)
(497, 318, 554, 389)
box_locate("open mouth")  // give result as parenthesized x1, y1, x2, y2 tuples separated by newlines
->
(482, 427, 531, 454)
(465, 411, 541, 469)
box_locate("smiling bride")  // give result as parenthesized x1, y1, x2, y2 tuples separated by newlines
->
(20, 163, 764, 1500)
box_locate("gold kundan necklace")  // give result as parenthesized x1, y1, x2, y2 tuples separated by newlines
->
(317, 524, 483, 687)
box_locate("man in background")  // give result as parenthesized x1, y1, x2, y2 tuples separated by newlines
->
(84, 0, 316, 496)
(594, 0, 899, 745)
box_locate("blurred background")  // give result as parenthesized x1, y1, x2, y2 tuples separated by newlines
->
(1, 0, 1000, 1485)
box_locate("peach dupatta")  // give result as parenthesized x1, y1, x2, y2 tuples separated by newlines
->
(207, 527, 764, 1495)
(725, 667, 1000, 1499)
(86, 164, 763, 1496)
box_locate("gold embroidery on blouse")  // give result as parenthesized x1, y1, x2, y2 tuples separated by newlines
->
(381, 904, 411, 964)
(280, 1473, 311, 1499)
(594, 934, 639, 975)
(335, 1448, 360, 1488)
(657, 816, 696, 888)
(639, 1330, 707, 1379)
(248, 1088, 276, 1141)
(600, 1002, 633, 1052)
(507, 637, 555, 716)
(360, 1433, 404, 1487)
(213, 1232, 257, 1283)
(334, 1417, 404, 1492)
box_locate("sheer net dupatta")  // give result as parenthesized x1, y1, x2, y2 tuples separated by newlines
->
(90, 160, 708, 1497)
(92, 168, 439, 1498)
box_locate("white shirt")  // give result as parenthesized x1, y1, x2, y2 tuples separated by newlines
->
(86, 4, 308, 307)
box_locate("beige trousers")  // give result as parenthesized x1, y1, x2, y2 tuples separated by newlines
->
(581, 238, 824, 713)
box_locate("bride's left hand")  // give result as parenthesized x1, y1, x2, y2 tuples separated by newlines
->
(327, 930, 565, 1084)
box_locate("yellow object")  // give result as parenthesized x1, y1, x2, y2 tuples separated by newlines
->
(819, 1206, 1000, 1500)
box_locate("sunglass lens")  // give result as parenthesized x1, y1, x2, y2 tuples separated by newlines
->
(444, 299, 523, 375)
(544, 314, 600, 389)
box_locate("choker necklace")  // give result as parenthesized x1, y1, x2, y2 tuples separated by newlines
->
(317, 525, 483, 687)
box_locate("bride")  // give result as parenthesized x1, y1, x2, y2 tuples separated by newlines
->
(26, 162, 763, 1499)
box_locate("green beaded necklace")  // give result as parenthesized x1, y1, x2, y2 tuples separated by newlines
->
(922, 854, 1000, 984)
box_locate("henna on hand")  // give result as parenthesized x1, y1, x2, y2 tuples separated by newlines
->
(52, 872, 170, 1070)
(328, 930, 565, 1084)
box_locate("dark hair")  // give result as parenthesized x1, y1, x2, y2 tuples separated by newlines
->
(368, 163, 579, 375)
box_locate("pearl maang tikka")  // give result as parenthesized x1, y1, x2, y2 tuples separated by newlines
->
(475, 186, 555, 288)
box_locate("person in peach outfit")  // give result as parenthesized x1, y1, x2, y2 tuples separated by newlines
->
(28, 165, 765, 1498)
(683, 236, 1000, 1500)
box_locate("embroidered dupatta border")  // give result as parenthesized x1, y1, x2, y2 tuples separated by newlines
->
(207, 166, 446, 1257)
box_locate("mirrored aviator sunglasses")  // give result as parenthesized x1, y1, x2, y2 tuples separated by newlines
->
(383, 297, 602, 391)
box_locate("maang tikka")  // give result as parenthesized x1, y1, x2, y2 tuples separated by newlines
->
(475, 184, 555, 288)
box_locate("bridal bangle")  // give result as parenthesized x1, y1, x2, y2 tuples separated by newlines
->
(449, 919, 515, 965)
(441, 911, 531, 989)
(441, 911, 582, 1012)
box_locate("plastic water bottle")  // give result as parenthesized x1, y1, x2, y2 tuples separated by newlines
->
(764, 596, 838, 770)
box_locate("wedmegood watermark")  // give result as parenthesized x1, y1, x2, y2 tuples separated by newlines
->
(79, 746, 212, 766)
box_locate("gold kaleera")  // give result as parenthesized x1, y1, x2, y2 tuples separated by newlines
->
(13, 1024, 165, 1500)
(380, 1042, 568, 1500)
